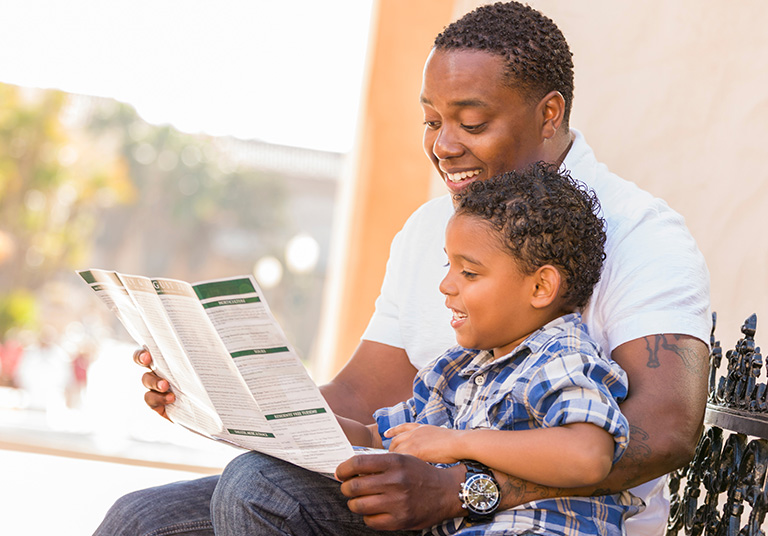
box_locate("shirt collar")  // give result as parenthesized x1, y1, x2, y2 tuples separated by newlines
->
(459, 312, 585, 377)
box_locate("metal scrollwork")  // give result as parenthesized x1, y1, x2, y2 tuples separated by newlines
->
(714, 314, 763, 412)
(666, 313, 768, 536)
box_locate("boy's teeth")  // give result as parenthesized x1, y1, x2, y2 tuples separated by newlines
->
(452, 310, 467, 320)
(445, 169, 481, 183)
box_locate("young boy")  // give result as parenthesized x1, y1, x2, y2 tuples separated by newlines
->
(338, 162, 642, 535)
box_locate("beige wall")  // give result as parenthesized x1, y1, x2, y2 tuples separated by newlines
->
(317, 0, 768, 379)
(313, 0, 455, 380)
(525, 0, 768, 348)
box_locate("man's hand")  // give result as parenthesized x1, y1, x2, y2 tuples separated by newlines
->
(335, 452, 465, 531)
(385, 423, 462, 464)
(133, 348, 175, 421)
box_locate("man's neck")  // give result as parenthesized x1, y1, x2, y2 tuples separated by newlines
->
(550, 129, 574, 167)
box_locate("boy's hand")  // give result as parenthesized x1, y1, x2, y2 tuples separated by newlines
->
(385, 423, 462, 464)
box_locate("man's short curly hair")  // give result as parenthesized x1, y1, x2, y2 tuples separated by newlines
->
(454, 162, 605, 310)
(434, 1, 574, 126)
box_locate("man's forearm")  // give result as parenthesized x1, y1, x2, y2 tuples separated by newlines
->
(336, 414, 382, 448)
(321, 382, 375, 423)
(320, 340, 418, 424)
(493, 423, 693, 510)
(491, 440, 652, 510)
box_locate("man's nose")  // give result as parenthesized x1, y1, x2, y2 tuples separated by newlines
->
(432, 126, 463, 160)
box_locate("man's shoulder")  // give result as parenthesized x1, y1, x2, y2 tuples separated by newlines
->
(567, 129, 685, 228)
(406, 194, 453, 223)
(393, 194, 454, 248)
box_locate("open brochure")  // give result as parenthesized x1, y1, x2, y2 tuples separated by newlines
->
(78, 269, 360, 475)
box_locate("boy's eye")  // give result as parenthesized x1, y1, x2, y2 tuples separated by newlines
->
(461, 270, 477, 279)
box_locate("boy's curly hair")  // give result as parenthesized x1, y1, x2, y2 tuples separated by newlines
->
(434, 1, 574, 127)
(454, 162, 605, 310)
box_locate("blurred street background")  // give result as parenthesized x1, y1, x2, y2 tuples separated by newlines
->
(0, 0, 373, 530)
(2, 0, 768, 532)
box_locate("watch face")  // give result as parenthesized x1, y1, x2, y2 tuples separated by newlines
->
(462, 473, 500, 514)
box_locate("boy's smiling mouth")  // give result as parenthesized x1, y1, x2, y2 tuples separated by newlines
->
(450, 308, 468, 328)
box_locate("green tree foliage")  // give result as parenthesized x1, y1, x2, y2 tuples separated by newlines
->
(83, 99, 291, 280)
(0, 84, 133, 337)
(0, 83, 296, 345)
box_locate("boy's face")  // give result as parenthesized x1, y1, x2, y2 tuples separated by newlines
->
(439, 213, 539, 358)
(420, 48, 547, 198)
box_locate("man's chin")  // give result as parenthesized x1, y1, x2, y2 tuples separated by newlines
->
(444, 177, 480, 195)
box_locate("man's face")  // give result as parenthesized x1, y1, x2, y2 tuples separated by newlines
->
(439, 214, 536, 358)
(421, 48, 547, 196)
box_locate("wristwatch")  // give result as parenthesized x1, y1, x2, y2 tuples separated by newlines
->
(459, 460, 501, 523)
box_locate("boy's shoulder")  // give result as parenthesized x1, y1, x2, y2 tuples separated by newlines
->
(526, 313, 603, 358)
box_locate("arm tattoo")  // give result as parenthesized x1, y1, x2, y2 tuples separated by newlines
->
(643, 334, 705, 374)
(621, 425, 652, 465)
(644, 336, 661, 369)
(498, 475, 563, 506)
(596, 425, 653, 491)
(499, 476, 527, 504)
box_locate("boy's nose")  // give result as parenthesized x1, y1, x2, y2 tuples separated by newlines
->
(439, 273, 455, 296)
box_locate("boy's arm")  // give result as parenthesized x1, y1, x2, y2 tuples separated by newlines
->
(387, 422, 615, 488)
(490, 334, 709, 508)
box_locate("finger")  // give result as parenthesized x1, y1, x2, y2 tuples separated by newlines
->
(339, 469, 392, 501)
(133, 348, 152, 367)
(388, 435, 405, 452)
(144, 389, 174, 408)
(383, 422, 417, 438)
(346, 492, 392, 516)
(388, 427, 419, 451)
(362, 512, 406, 531)
(141, 370, 171, 393)
(335, 452, 396, 482)
(143, 390, 174, 421)
(342, 477, 415, 530)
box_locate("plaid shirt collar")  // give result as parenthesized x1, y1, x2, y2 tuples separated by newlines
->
(458, 311, 584, 379)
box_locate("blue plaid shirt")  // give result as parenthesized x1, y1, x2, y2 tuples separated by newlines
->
(373, 313, 643, 536)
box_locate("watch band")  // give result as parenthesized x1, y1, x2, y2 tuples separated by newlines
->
(459, 460, 501, 524)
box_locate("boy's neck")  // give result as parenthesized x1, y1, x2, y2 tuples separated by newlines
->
(491, 307, 574, 360)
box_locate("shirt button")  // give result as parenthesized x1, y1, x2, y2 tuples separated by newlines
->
(474, 375, 485, 386)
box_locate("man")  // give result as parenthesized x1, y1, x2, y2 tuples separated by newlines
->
(97, 3, 710, 535)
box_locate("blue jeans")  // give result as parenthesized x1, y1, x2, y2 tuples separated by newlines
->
(92, 473, 218, 535)
(93, 451, 419, 536)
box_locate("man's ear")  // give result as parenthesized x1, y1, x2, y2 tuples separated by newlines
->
(538, 91, 565, 140)
(531, 265, 561, 309)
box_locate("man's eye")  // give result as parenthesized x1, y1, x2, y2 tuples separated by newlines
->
(461, 123, 486, 133)
(423, 121, 441, 130)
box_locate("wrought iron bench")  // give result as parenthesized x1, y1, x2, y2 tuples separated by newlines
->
(666, 313, 767, 536)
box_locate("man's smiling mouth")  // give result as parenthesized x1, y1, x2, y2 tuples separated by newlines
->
(444, 169, 481, 183)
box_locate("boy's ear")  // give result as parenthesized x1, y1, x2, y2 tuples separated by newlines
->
(530, 265, 561, 309)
